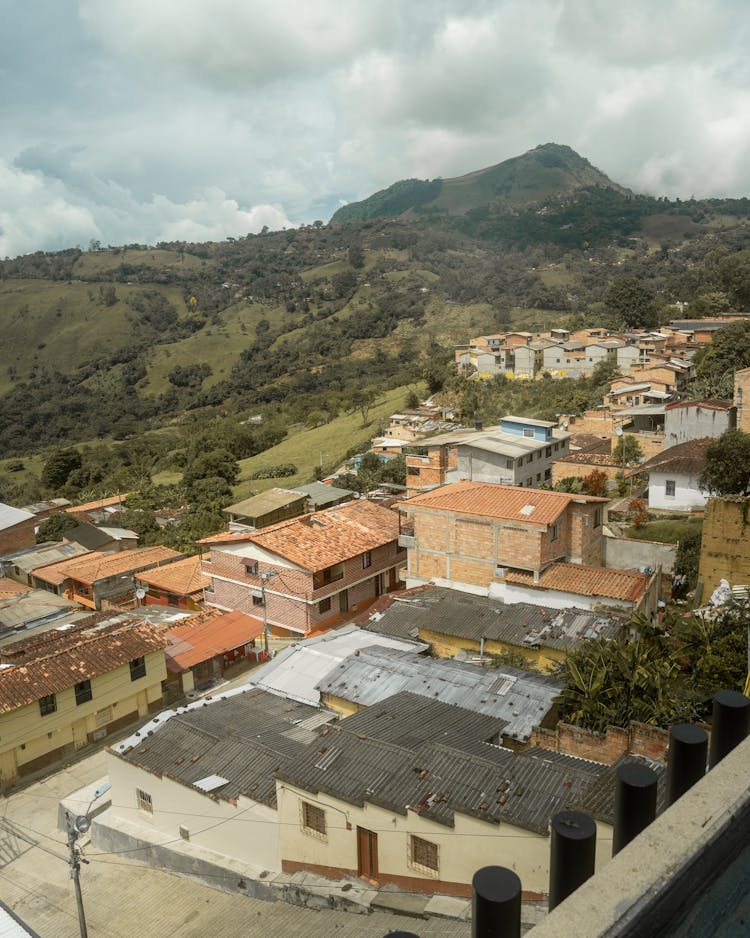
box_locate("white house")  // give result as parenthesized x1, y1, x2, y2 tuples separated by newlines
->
(638, 438, 711, 511)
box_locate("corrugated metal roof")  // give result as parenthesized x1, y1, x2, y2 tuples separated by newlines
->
(0, 504, 34, 533)
(0, 542, 90, 574)
(225, 488, 307, 518)
(317, 645, 562, 742)
(0, 589, 81, 633)
(249, 624, 426, 705)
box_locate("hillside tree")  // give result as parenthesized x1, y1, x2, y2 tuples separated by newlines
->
(698, 430, 750, 495)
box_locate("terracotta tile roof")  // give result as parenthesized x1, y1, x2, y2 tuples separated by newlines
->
(664, 399, 733, 412)
(556, 452, 619, 468)
(32, 546, 183, 587)
(403, 482, 606, 526)
(569, 433, 612, 455)
(505, 563, 649, 603)
(134, 555, 209, 596)
(29, 551, 96, 586)
(637, 438, 712, 476)
(165, 610, 265, 671)
(0, 578, 31, 599)
(65, 494, 130, 514)
(0, 617, 167, 713)
(243, 500, 401, 572)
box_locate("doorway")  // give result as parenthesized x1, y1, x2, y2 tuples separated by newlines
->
(357, 826, 378, 880)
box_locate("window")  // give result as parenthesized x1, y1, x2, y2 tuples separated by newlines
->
(313, 562, 345, 589)
(74, 680, 93, 705)
(166, 592, 180, 607)
(244, 560, 258, 575)
(302, 801, 326, 837)
(526, 454, 533, 464)
(593, 508, 602, 528)
(410, 835, 439, 874)
(407, 466, 420, 476)
(362, 551, 372, 569)
(129, 656, 146, 681)
(39, 694, 57, 716)
(136, 789, 153, 813)
(505, 459, 514, 470)
(523, 428, 534, 438)
(252, 593, 264, 607)
(318, 597, 332, 613)
(536, 473, 542, 482)
(545, 446, 552, 458)
(550, 523, 559, 541)
(665, 480, 676, 497)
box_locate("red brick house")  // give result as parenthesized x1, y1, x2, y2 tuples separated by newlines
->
(199, 500, 406, 636)
(0, 504, 37, 555)
(400, 482, 607, 595)
(135, 555, 210, 611)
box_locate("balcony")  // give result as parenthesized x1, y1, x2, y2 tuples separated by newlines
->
(398, 534, 416, 549)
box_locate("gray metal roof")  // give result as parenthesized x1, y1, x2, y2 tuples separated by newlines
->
(0, 504, 34, 533)
(316, 645, 563, 742)
(0, 589, 82, 635)
(362, 587, 624, 653)
(224, 488, 306, 519)
(290, 482, 355, 508)
(0, 541, 89, 574)
(114, 687, 336, 807)
(249, 624, 427, 706)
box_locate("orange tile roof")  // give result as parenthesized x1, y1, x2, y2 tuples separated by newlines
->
(0, 578, 31, 599)
(203, 500, 401, 572)
(134, 555, 209, 596)
(28, 551, 96, 586)
(505, 563, 649, 603)
(165, 610, 264, 671)
(556, 452, 619, 468)
(403, 482, 606, 527)
(0, 617, 168, 713)
(33, 546, 182, 587)
(66, 494, 130, 514)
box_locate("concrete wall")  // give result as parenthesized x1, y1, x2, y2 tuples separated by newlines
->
(664, 405, 734, 448)
(276, 779, 614, 898)
(648, 471, 708, 511)
(105, 752, 281, 871)
(489, 580, 638, 614)
(603, 533, 676, 574)
(735, 367, 750, 433)
(698, 496, 750, 595)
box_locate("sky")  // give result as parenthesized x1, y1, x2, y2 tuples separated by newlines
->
(2, 0, 750, 258)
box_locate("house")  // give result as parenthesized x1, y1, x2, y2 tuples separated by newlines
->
(164, 609, 266, 696)
(248, 623, 426, 706)
(105, 684, 628, 898)
(19, 498, 71, 524)
(733, 366, 750, 433)
(359, 585, 626, 670)
(288, 481, 355, 511)
(698, 496, 750, 596)
(405, 417, 571, 494)
(200, 500, 405, 636)
(0, 504, 37, 555)
(134, 554, 210, 611)
(400, 481, 607, 594)
(0, 614, 167, 786)
(0, 541, 90, 586)
(30, 545, 184, 610)
(316, 645, 562, 744)
(496, 563, 656, 615)
(65, 494, 129, 524)
(636, 438, 712, 512)
(663, 400, 735, 449)
(106, 687, 335, 874)
(224, 489, 308, 531)
(64, 522, 139, 553)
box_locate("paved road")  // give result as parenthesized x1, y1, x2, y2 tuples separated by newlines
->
(0, 751, 470, 937)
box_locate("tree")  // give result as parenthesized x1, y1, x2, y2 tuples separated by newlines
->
(405, 390, 421, 409)
(698, 430, 750, 495)
(35, 512, 79, 543)
(691, 320, 750, 398)
(348, 243, 365, 269)
(605, 277, 658, 329)
(554, 476, 584, 493)
(41, 448, 83, 490)
(673, 528, 702, 589)
(613, 434, 643, 466)
(182, 449, 240, 488)
(627, 498, 649, 528)
(582, 469, 608, 497)
(350, 388, 378, 426)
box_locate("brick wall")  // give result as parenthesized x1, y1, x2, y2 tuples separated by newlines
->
(531, 721, 669, 765)
(698, 496, 750, 596)
(735, 368, 750, 433)
(0, 517, 37, 555)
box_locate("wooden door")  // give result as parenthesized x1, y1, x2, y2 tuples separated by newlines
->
(357, 826, 378, 880)
(339, 589, 349, 614)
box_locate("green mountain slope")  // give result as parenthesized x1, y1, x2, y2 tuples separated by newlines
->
(332, 143, 629, 222)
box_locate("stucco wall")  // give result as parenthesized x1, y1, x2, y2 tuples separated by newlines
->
(663, 405, 733, 448)
(648, 471, 707, 511)
(603, 533, 676, 574)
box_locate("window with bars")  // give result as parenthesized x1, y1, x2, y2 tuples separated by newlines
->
(410, 835, 439, 873)
(74, 680, 93, 705)
(129, 656, 146, 681)
(39, 694, 57, 716)
(362, 551, 372, 569)
(301, 801, 327, 837)
(136, 789, 153, 813)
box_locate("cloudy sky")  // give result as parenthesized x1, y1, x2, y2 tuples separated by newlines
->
(2, 0, 750, 258)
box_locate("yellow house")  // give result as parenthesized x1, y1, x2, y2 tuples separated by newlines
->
(0, 615, 167, 786)
(361, 586, 626, 671)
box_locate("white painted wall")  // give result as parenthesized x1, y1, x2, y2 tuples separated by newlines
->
(648, 470, 708, 511)
(488, 580, 635, 613)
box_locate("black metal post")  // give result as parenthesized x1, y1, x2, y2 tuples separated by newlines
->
(548, 810, 596, 911)
(667, 724, 707, 805)
(472, 865, 521, 938)
(709, 690, 750, 769)
(612, 761, 658, 856)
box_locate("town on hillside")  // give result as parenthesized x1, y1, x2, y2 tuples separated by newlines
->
(0, 313, 748, 932)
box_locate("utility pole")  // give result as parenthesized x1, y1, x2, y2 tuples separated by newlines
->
(261, 571, 277, 656)
(66, 812, 90, 938)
